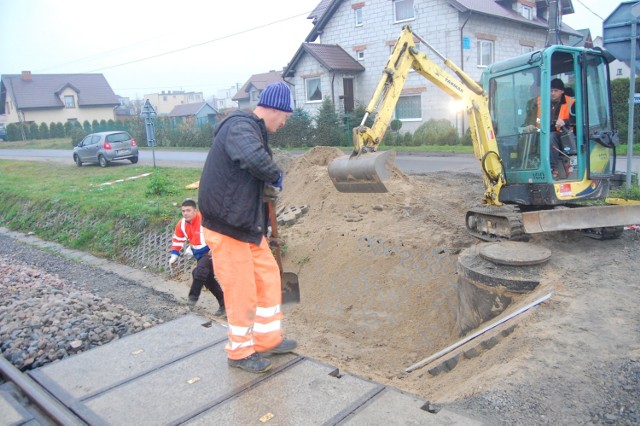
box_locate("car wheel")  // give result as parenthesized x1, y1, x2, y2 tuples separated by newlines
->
(74, 155, 82, 167)
(129, 156, 139, 164)
(98, 155, 108, 168)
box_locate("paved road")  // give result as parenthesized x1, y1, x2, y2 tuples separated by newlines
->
(0, 148, 637, 175)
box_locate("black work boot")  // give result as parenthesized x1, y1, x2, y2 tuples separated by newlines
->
(260, 339, 297, 356)
(228, 353, 272, 373)
(214, 305, 226, 317)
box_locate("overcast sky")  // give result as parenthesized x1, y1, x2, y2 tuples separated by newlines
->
(0, 0, 624, 101)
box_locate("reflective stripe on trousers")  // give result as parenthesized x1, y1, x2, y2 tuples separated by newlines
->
(202, 228, 283, 360)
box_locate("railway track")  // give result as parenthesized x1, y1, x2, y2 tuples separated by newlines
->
(0, 355, 85, 425)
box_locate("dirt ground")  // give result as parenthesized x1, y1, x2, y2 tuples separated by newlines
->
(2, 149, 637, 422)
(273, 147, 640, 421)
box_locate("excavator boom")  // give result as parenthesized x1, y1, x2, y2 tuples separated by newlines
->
(328, 26, 505, 205)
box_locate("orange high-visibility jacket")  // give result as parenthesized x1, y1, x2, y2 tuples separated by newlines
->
(536, 95, 575, 131)
(171, 211, 209, 259)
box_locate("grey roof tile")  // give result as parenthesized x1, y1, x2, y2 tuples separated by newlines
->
(283, 43, 364, 78)
(168, 101, 217, 117)
(232, 70, 284, 101)
(1, 73, 119, 110)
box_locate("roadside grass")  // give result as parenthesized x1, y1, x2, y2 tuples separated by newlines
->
(4, 137, 640, 156)
(609, 180, 640, 201)
(0, 160, 201, 258)
(0, 138, 72, 149)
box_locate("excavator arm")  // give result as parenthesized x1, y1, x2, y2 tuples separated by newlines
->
(329, 26, 505, 206)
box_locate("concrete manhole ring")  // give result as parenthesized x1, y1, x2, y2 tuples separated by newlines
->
(478, 241, 551, 266)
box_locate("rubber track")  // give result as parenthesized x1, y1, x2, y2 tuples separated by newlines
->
(466, 205, 528, 242)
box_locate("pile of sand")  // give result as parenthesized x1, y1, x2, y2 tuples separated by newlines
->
(273, 147, 485, 390)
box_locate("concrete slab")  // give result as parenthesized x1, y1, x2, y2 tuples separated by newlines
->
(30, 315, 225, 402)
(81, 345, 299, 425)
(479, 241, 551, 266)
(187, 359, 383, 425)
(342, 387, 484, 425)
(25, 314, 482, 426)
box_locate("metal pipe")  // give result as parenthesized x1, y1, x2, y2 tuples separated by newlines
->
(405, 292, 554, 373)
(0, 356, 85, 425)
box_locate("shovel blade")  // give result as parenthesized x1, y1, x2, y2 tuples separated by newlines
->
(281, 272, 300, 304)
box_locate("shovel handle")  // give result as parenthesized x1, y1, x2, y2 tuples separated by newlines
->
(267, 200, 283, 273)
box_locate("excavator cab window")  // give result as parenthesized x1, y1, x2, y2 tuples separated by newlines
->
(583, 53, 616, 179)
(489, 68, 541, 172)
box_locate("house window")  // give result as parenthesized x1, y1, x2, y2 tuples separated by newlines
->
(521, 45, 533, 54)
(355, 7, 363, 26)
(395, 95, 421, 120)
(251, 90, 259, 102)
(521, 5, 532, 20)
(477, 40, 494, 67)
(64, 96, 75, 108)
(305, 77, 322, 102)
(393, 0, 414, 23)
(617, 68, 623, 76)
(357, 50, 365, 60)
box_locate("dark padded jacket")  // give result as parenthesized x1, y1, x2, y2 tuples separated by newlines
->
(198, 110, 282, 245)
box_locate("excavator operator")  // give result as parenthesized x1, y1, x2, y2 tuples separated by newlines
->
(525, 78, 575, 178)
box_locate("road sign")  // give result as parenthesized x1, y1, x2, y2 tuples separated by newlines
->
(140, 99, 158, 166)
(603, 1, 640, 67)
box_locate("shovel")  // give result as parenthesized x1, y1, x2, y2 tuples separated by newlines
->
(267, 199, 301, 304)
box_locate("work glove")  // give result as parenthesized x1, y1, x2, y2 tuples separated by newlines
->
(523, 125, 537, 133)
(184, 246, 193, 258)
(263, 183, 280, 202)
(169, 254, 179, 266)
(272, 172, 284, 191)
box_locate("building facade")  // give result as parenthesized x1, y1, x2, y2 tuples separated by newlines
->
(142, 90, 204, 116)
(285, 0, 579, 133)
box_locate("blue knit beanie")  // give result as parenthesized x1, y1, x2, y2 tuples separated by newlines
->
(257, 82, 293, 113)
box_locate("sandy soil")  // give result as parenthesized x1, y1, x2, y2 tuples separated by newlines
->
(272, 147, 640, 421)
(2, 148, 638, 422)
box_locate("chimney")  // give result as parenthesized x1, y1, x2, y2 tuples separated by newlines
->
(22, 71, 32, 81)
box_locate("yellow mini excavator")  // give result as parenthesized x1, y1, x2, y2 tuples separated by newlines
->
(328, 26, 640, 241)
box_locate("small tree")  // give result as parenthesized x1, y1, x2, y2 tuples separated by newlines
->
(413, 119, 458, 146)
(39, 122, 50, 139)
(314, 97, 346, 146)
(29, 122, 40, 139)
(69, 127, 87, 146)
(6, 123, 20, 141)
(54, 122, 65, 138)
(83, 120, 92, 133)
(270, 108, 313, 148)
(390, 119, 403, 135)
(64, 121, 73, 136)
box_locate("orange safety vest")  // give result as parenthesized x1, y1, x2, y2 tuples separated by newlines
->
(536, 95, 575, 131)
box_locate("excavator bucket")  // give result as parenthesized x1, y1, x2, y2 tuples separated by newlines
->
(328, 150, 396, 193)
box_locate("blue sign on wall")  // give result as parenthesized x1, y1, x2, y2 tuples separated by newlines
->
(463, 37, 471, 49)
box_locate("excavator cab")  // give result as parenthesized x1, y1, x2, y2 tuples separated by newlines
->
(484, 46, 618, 206)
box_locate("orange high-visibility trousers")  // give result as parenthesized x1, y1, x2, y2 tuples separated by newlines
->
(202, 228, 283, 360)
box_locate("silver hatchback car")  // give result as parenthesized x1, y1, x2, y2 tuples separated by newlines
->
(73, 131, 139, 167)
